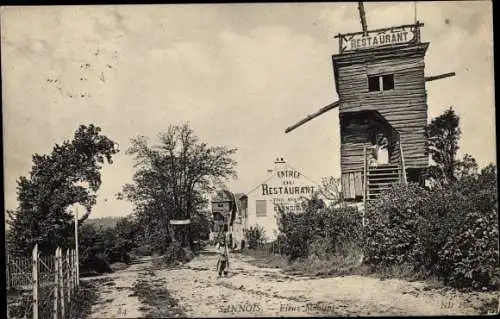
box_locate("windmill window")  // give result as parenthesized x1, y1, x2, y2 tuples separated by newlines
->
(368, 74, 394, 91)
(382, 74, 394, 90)
(368, 76, 380, 92)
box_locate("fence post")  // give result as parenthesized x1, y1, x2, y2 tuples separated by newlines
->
(65, 250, 70, 302)
(71, 250, 75, 292)
(69, 250, 73, 296)
(73, 249, 77, 291)
(54, 248, 59, 319)
(58, 247, 65, 319)
(32, 244, 39, 319)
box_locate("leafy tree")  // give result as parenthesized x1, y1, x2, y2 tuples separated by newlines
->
(6, 124, 119, 255)
(119, 123, 237, 248)
(454, 153, 479, 180)
(112, 217, 139, 261)
(425, 107, 461, 184)
(318, 176, 344, 205)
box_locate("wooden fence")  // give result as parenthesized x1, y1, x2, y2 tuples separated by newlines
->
(6, 244, 79, 319)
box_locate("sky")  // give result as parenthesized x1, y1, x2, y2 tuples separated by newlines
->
(2, 2, 495, 219)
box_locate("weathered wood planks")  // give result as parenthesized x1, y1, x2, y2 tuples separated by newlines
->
(334, 43, 429, 172)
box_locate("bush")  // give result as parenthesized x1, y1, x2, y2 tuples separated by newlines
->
(162, 241, 193, 265)
(78, 221, 135, 274)
(149, 230, 172, 255)
(275, 201, 362, 261)
(364, 183, 429, 269)
(436, 169, 498, 289)
(80, 252, 113, 276)
(364, 165, 498, 290)
(134, 244, 153, 257)
(244, 225, 267, 249)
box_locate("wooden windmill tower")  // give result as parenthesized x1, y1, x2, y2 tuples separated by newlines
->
(285, 2, 455, 204)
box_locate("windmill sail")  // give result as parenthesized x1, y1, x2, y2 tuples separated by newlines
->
(285, 72, 455, 134)
(284, 101, 340, 133)
(425, 72, 456, 82)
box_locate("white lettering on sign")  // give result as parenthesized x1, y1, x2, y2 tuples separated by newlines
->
(344, 29, 416, 52)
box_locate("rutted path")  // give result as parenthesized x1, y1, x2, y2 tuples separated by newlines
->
(87, 250, 499, 317)
(86, 257, 159, 318)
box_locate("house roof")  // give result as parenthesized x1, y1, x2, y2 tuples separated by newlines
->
(211, 190, 233, 202)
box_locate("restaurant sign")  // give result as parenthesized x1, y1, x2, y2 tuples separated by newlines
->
(337, 23, 422, 53)
(260, 168, 316, 212)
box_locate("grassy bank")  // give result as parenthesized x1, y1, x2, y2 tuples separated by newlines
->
(242, 246, 368, 278)
(242, 247, 447, 286)
(69, 278, 110, 318)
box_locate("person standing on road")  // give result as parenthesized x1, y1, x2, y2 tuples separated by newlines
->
(217, 231, 229, 277)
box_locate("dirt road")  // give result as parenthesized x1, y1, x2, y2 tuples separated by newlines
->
(88, 249, 499, 318)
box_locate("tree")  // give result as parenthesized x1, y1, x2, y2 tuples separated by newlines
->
(318, 176, 344, 206)
(120, 123, 237, 248)
(454, 153, 479, 180)
(6, 124, 119, 255)
(425, 107, 461, 184)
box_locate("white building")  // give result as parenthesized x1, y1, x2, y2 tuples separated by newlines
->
(243, 158, 320, 242)
(210, 158, 326, 246)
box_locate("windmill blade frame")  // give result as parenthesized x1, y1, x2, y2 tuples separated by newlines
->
(285, 71, 455, 134)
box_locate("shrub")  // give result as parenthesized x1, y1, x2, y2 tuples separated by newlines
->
(78, 222, 135, 274)
(162, 241, 193, 265)
(436, 168, 498, 289)
(149, 230, 172, 255)
(275, 199, 363, 261)
(364, 183, 430, 269)
(134, 244, 153, 257)
(364, 165, 498, 290)
(244, 225, 267, 249)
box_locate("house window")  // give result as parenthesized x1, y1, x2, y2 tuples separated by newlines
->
(256, 200, 267, 217)
(368, 74, 394, 92)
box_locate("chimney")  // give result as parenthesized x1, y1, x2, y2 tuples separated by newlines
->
(274, 157, 286, 172)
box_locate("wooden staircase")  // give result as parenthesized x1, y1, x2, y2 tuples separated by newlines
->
(363, 141, 408, 204)
(360, 137, 408, 227)
(365, 164, 401, 201)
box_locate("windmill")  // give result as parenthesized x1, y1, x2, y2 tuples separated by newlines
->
(285, 2, 455, 134)
(284, 2, 455, 205)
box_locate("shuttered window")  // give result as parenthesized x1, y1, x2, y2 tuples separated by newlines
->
(256, 200, 267, 217)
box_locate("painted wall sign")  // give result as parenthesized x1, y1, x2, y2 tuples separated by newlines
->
(260, 168, 316, 212)
(336, 23, 423, 54)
